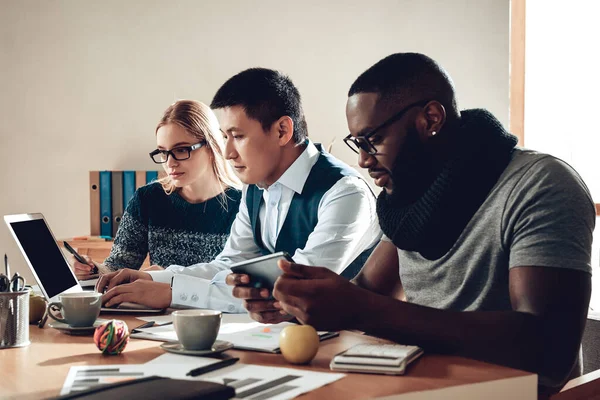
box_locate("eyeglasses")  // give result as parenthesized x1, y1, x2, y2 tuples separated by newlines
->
(149, 142, 206, 164)
(343, 100, 432, 155)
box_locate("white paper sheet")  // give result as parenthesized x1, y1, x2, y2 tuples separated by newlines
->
(132, 313, 336, 352)
(61, 357, 345, 400)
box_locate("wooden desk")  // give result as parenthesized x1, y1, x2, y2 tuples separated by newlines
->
(1, 315, 533, 400)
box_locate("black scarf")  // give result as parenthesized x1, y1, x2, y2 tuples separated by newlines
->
(376, 109, 518, 260)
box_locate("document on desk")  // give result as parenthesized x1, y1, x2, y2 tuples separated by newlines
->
(61, 355, 345, 400)
(131, 313, 338, 353)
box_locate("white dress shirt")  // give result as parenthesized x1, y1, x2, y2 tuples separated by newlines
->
(148, 141, 381, 311)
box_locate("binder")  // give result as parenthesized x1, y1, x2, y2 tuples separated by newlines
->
(135, 171, 146, 189)
(111, 171, 123, 238)
(89, 171, 100, 236)
(146, 171, 158, 184)
(123, 171, 136, 209)
(99, 171, 112, 237)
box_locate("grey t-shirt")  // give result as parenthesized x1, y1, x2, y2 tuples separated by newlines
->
(385, 148, 595, 312)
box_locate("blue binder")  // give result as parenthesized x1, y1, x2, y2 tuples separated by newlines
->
(123, 171, 136, 208)
(146, 171, 158, 184)
(99, 171, 112, 237)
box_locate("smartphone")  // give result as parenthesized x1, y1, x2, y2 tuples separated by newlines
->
(63, 241, 98, 275)
(230, 251, 294, 289)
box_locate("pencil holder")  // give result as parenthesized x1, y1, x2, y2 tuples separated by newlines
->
(0, 288, 30, 349)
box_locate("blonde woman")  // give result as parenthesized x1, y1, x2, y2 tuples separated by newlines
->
(73, 100, 242, 279)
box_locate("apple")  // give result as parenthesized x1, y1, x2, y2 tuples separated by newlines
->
(29, 292, 47, 324)
(279, 325, 320, 364)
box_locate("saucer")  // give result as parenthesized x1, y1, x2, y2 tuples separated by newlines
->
(160, 340, 234, 356)
(48, 319, 108, 336)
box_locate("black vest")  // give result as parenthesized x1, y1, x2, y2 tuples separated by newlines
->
(246, 144, 374, 279)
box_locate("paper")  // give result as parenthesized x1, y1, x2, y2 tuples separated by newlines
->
(132, 313, 337, 352)
(61, 356, 345, 400)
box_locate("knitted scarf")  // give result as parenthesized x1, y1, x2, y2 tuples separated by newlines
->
(376, 109, 518, 260)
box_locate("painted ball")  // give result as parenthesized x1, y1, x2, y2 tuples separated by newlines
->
(93, 320, 130, 355)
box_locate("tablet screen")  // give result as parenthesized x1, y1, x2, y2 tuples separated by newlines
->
(9, 218, 78, 299)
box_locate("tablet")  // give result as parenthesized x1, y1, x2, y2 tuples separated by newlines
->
(230, 252, 294, 289)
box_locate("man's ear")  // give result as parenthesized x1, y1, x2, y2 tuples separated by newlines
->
(274, 116, 294, 146)
(416, 101, 446, 142)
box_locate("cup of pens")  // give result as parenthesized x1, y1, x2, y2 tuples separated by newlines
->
(1, 254, 30, 349)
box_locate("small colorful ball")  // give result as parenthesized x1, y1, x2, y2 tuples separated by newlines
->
(93, 319, 130, 355)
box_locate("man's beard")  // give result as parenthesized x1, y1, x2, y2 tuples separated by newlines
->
(384, 126, 442, 208)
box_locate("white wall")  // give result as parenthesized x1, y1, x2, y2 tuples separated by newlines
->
(0, 0, 510, 281)
(524, 1, 600, 309)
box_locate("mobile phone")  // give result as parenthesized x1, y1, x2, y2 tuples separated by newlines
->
(230, 252, 294, 289)
(63, 241, 98, 274)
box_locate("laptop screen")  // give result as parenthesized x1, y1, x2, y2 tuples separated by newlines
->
(9, 218, 78, 299)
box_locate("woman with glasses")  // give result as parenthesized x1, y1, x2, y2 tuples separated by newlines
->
(72, 100, 242, 279)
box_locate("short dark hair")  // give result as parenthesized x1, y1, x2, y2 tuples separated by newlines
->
(211, 68, 308, 144)
(349, 53, 459, 116)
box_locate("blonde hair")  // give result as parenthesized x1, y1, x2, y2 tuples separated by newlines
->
(156, 100, 241, 208)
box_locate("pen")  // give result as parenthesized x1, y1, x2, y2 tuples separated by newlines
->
(186, 357, 240, 377)
(4, 254, 10, 278)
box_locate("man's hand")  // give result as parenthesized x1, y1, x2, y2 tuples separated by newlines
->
(102, 280, 171, 309)
(273, 259, 369, 331)
(70, 255, 97, 280)
(96, 269, 152, 293)
(226, 272, 293, 324)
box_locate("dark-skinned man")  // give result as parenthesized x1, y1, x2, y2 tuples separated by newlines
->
(228, 53, 594, 394)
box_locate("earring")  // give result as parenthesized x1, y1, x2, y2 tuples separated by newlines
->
(430, 131, 437, 137)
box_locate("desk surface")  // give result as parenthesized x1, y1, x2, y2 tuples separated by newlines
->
(1, 315, 532, 400)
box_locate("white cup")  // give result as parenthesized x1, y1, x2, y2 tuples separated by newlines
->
(172, 309, 222, 350)
(47, 292, 102, 327)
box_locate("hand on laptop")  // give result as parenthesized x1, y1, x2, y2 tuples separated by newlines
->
(226, 272, 294, 324)
(102, 280, 171, 309)
(96, 269, 152, 294)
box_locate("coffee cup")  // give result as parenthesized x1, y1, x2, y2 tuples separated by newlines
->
(47, 292, 102, 327)
(172, 309, 222, 350)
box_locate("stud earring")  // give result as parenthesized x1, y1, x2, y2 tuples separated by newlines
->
(431, 131, 437, 137)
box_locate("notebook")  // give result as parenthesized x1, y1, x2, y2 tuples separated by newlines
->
(3, 213, 162, 313)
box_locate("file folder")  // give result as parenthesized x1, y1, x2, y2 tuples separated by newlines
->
(146, 171, 158, 184)
(135, 170, 146, 189)
(123, 171, 136, 209)
(111, 171, 123, 238)
(89, 171, 100, 236)
(99, 171, 112, 237)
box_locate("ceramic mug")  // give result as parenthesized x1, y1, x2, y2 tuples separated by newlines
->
(47, 292, 102, 327)
(172, 309, 222, 350)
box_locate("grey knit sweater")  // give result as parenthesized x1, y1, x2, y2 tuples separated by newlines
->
(104, 183, 241, 270)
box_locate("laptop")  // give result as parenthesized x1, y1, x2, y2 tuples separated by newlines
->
(4, 213, 162, 313)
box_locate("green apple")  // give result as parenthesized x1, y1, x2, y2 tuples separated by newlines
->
(279, 325, 320, 364)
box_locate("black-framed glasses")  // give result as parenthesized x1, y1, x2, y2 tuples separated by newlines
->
(343, 100, 432, 155)
(149, 142, 206, 164)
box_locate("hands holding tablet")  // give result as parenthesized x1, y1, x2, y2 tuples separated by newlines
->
(228, 252, 295, 324)
(229, 256, 367, 330)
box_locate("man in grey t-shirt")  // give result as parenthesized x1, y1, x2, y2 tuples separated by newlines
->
(229, 53, 594, 394)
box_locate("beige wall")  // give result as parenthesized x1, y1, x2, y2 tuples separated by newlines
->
(0, 0, 510, 282)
